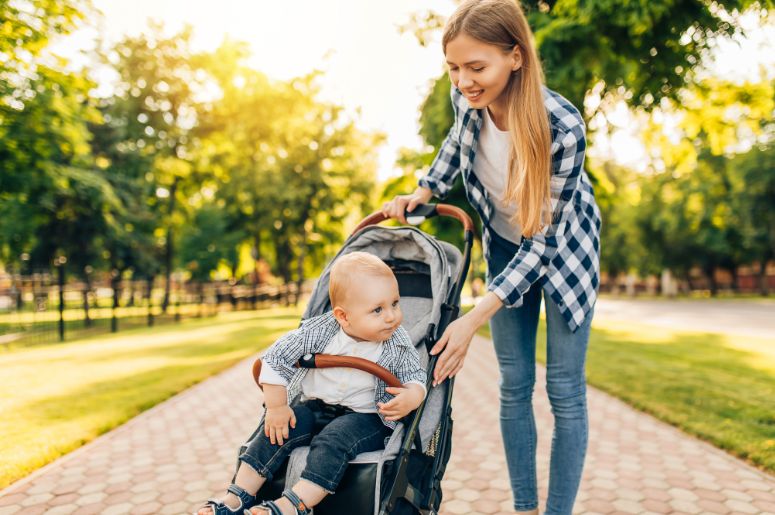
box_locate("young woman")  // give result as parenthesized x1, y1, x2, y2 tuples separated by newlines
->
(382, 1, 601, 513)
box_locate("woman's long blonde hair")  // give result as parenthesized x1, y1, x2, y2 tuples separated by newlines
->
(443, 0, 551, 238)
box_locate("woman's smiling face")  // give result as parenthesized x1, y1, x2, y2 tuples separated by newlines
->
(445, 32, 520, 109)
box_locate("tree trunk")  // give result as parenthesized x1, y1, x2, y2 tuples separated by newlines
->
(82, 271, 93, 327)
(759, 260, 770, 296)
(162, 177, 180, 314)
(174, 276, 182, 322)
(704, 265, 718, 297)
(198, 281, 205, 318)
(57, 261, 65, 342)
(13, 276, 23, 310)
(294, 198, 313, 307)
(275, 238, 293, 306)
(111, 269, 121, 333)
(729, 267, 739, 292)
(251, 235, 261, 309)
(295, 243, 305, 306)
(680, 269, 692, 293)
(230, 263, 238, 310)
(146, 276, 155, 327)
(283, 240, 292, 306)
(126, 281, 135, 307)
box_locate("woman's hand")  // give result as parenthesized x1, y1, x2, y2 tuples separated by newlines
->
(381, 187, 434, 224)
(428, 312, 480, 386)
(429, 292, 504, 386)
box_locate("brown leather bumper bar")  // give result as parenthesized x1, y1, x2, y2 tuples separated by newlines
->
(252, 355, 403, 390)
(352, 203, 474, 235)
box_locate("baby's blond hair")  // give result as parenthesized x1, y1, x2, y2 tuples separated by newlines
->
(329, 252, 394, 307)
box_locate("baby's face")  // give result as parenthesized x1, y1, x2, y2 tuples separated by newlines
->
(339, 274, 402, 342)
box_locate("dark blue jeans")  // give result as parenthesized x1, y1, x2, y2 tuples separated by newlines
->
(238, 400, 391, 493)
(487, 230, 593, 515)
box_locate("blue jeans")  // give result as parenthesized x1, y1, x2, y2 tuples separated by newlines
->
(238, 399, 391, 493)
(487, 230, 593, 515)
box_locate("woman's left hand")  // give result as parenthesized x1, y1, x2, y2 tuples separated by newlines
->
(429, 312, 480, 386)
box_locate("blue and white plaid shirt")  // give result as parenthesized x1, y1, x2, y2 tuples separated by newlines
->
(262, 311, 426, 428)
(419, 86, 601, 332)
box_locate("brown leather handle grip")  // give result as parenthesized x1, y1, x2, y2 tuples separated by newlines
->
(252, 356, 403, 390)
(436, 204, 474, 232)
(352, 203, 474, 234)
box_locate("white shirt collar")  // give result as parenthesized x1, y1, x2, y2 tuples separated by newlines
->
(338, 327, 379, 346)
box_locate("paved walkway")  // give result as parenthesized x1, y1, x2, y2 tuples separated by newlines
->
(1, 336, 774, 514)
(593, 298, 775, 339)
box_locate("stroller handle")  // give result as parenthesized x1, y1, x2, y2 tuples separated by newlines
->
(252, 355, 403, 389)
(352, 203, 474, 235)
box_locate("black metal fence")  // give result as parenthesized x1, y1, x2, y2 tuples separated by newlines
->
(0, 273, 307, 348)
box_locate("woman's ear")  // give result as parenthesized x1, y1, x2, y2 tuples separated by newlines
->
(333, 306, 349, 326)
(511, 46, 523, 72)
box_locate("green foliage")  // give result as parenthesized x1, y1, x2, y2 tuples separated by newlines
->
(0, 0, 90, 65)
(418, 77, 454, 149)
(178, 205, 245, 281)
(593, 162, 648, 277)
(401, 59, 774, 291)
(1, 11, 384, 288)
(729, 145, 775, 271)
(526, 0, 770, 111)
(3, 1, 772, 297)
(400, 1, 771, 112)
(0, 26, 113, 274)
(195, 42, 379, 284)
(627, 78, 774, 289)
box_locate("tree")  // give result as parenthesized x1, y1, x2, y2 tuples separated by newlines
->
(195, 43, 380, 296)
(0, 0, 98, 270)
(0, 5, 118, 277)
(401, 1, 770, 113)
(639, 77, 772, 289)
(0, 0, 90, 76)
(178, 204, 244, 282)
(593, 162, 647, 283)
(98, 24, 202, 312)
(729, 146, 775, 295)
(0, 1, 133, 335)
(193, 41, 288, 285)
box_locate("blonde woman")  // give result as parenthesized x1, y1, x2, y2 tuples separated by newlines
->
(383, 1, 601, 513)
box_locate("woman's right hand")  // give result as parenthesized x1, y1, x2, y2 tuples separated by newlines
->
(381, 187, 434, 224)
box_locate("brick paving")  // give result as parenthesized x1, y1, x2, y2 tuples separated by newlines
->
(1, 335, 774, 514)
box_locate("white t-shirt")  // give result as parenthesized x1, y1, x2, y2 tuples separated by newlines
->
(473, 108, 523, 243)
(259, 328, 424, 413)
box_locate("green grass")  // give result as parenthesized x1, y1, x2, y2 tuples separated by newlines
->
(0, 304, 225, 348)
(0, 307, 300, 489)
(475, 314, 775, 473)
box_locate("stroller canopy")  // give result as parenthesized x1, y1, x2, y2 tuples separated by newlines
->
(303, 225, 464, 353)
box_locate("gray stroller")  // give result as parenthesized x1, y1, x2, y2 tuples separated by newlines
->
(249, 204, 474, 515)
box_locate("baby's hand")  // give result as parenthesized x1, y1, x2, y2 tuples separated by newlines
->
(377, 384, 425, 421)
(264, 405, 296, 446)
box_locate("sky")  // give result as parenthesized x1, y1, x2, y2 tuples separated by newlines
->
(54, 1, 773, 180)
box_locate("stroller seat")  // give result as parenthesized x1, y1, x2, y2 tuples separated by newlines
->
(252, 210, 472, 515)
